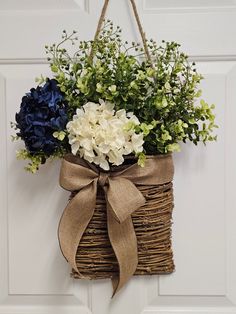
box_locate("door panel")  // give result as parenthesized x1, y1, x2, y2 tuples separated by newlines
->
(1, 1, 235, 313)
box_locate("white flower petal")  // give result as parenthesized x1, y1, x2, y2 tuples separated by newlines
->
(100, 159, 110, 170)
(66, 100, 144, 168)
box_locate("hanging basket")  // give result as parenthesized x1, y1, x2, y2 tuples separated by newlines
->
(71, 181, 174, 279)
(58, 153, 175, 294)
(57, 0, 175, 296)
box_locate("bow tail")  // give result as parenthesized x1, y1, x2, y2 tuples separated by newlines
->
(107, 202, 138, 297)
(58, 180, 98, 275)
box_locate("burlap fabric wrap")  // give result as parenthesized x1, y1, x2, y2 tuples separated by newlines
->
(58, 154, 174, 295)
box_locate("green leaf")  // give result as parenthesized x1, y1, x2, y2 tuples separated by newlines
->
(51, 64, 59, 73)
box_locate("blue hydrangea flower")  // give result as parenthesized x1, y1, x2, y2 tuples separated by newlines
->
(15, 79, 68, 156)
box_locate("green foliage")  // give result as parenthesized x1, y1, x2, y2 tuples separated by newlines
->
(16, 149, 44, 173)
(45, 20, 217, 157)
(16, 148, 65, 173)
(137, 152, 146, 167)
(13, 20, 218, 172)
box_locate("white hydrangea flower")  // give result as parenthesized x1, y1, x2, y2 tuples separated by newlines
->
(66, 100, 144, 170)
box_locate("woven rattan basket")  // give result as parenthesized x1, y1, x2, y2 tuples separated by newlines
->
(71, 178, 175, 279)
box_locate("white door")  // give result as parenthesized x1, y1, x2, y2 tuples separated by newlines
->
(1, 1, 236, 313)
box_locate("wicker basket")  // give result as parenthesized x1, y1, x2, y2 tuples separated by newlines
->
(71, 180, 175, 279)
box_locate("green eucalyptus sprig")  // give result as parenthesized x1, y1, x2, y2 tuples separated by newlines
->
(44, 20, 217, 156)
(14, 20, 217, 173)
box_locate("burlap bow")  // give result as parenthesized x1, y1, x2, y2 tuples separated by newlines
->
(58, 154, 174, 295)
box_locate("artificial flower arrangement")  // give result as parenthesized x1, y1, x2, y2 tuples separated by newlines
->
(12, 19, 217, 295)
(12, 20, 216, 172)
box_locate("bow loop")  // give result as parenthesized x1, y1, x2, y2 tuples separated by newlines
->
(60, 155, 98, 192)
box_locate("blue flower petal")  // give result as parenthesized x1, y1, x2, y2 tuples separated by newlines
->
(15, 79, 68, 156)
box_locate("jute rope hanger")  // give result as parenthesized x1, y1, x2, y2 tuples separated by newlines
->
(91, 0, 152, 63)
